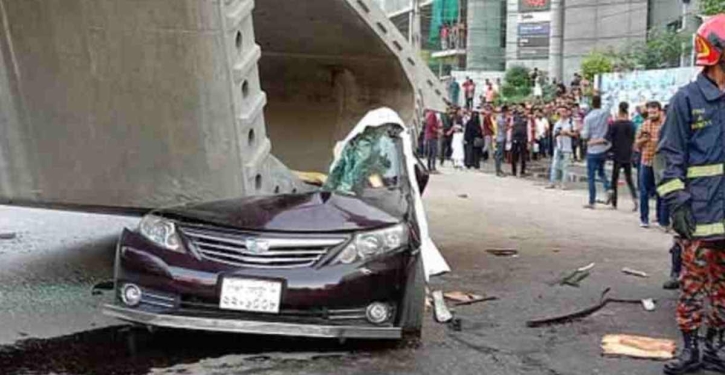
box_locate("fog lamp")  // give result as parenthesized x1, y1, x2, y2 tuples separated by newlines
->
(121, 284, 142, 307)
(365, 302, 391, 324)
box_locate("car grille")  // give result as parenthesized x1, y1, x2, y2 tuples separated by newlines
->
(179, 226, 347, 269)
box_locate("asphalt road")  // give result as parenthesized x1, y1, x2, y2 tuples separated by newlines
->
(0, 163, 688, 375)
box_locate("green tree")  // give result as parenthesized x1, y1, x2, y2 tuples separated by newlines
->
(628, 28, 691, 69)
(501, 65, 532, 102)
(701, 0, 725, 16)
(580, 51, 614, 81)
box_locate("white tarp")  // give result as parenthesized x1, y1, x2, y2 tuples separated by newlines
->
(330, 107, 450, 280)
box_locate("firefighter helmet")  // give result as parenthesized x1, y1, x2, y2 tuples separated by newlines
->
(696, 14, 725, 66)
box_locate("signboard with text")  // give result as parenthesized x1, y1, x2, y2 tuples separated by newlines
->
(519, 0, 551, 12)
(518, 22, 550, 36)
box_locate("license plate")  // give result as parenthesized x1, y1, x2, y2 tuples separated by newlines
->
(219, 278, 282, 313)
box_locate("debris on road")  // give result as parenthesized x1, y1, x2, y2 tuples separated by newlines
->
(0, 232, 17, 240)
(526, 288, 654, 328)
(486, 249, 518, 257)
(622, 267, 649, 278)
(642, 299, 656, 312)
(457, 194, 469, 199)
(556, 263, 595, 287)
(432, 290, 453, 323)
(455, 296, 499, 306)
(444, 291, 482, 303)
(601, 334, 675, 360)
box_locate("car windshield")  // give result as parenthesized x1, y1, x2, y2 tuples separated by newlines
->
(323, 125, 404, 196)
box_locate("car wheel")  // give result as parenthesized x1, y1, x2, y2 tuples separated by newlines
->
(399, 254, 425, 340)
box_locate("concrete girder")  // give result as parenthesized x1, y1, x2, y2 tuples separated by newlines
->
(0, 0, 445, 209)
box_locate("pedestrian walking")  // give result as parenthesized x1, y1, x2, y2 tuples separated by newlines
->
(494, 106, 510, 177)
(462, 78, 475, 111)
(424, 109, 441, 173)
(534, 109, 550, 159)
(581, 95, 613, 209)
(510, 109, 529, 177)
(439, 107, 454, 166)
(636, 101, 669, 228)
(448, 78, 460, 106)
(546, 105, 575, 189)
(450, 124, 465, 169)
(604, 102, 638, 211)
(657, 15, 725, 374)
(481, 106, 495, 162)
(463, 109, 482, 169)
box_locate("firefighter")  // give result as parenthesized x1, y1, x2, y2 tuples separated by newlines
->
(657, 14, 725, 375)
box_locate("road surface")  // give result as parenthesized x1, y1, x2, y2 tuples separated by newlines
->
(0, 164, 683, 375)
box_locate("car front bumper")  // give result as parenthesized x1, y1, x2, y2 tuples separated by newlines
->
(103, 304, 402, 339)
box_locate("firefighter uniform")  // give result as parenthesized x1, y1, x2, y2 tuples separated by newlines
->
(658, 73, 725, 332)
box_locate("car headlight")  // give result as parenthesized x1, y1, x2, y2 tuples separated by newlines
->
(138, 215, 182, 252)
(334, 224, 408, 265)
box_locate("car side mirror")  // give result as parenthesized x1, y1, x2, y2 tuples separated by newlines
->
(414, 159, 430, 195)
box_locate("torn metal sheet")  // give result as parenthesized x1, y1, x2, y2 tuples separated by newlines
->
(328, 108, 450, 280)
(601, 334, 675, 360)
(526, 288, 655, 328)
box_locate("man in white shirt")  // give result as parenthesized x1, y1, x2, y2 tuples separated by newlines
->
(534, 109, 550, 159)
(546, 105, 576, 189)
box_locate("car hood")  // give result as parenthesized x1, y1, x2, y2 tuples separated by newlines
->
(157, 192, 404, 233)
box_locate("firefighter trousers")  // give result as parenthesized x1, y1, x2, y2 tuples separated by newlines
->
(677, 240, 725, 332)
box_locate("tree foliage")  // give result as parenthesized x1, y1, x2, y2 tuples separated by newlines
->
(701, 0, 725, 16)
(628, 28, 691, 69)
(501, 65, 532, 100)
(581, 51, 614, 81)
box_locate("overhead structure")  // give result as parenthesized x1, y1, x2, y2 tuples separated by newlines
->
(0, 0, 446, 209)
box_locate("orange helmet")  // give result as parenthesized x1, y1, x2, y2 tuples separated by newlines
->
(696, 14, 725, 66)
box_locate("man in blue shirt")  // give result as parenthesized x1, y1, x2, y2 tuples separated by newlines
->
(581, 95, 614, 209)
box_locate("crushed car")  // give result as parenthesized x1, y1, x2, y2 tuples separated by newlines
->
(103, 108, 449, 340)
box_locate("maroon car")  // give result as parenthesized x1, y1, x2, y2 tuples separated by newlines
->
(103, 124, 430, 340)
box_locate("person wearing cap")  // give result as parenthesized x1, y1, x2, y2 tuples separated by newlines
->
(657, 14, 725, 374)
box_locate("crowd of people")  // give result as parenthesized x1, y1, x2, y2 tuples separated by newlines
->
(424, 73, 671, 228)
(439, 21, 466, 51)
(423, 15, 725, 375)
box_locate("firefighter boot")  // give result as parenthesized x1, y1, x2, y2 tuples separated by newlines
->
(703, 328, 725, 372)
(664, 331, 701, 375)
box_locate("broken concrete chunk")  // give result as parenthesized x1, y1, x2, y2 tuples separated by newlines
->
(601, 334, 675, 360)
(622, 268, 648, 278)
(642, 299, 656, 312)
(432, 290, 453, 323)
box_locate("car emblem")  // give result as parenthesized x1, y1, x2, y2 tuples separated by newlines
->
(245, 238, 270, 254)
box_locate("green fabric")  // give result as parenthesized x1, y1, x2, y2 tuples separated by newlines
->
(324, 127, 393, 195)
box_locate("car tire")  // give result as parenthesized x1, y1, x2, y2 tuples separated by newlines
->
(399, 254, 425, 340)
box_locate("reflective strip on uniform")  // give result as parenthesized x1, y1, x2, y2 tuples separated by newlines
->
(687, 164, 724, 179)
(657, 179, 685, 197)
(694, 222, 725, 237)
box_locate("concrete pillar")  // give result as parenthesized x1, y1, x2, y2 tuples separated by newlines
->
(548, 0, 564, 81)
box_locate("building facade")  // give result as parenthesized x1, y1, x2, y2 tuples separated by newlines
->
(382, 0, 700, 83)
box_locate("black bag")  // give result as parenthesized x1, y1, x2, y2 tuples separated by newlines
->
(473, 137, 485, 148)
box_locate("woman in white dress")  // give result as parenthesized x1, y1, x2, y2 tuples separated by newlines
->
(450, 124, 465, 169)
